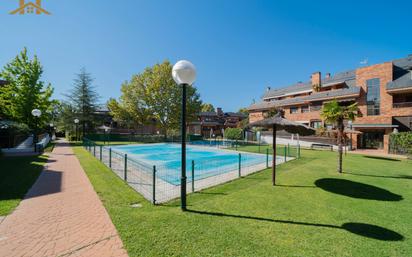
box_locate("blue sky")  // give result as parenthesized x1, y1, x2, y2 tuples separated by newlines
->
(1, 0, 411, 111)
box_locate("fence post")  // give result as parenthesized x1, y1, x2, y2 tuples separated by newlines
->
(109, 148, 112, 168)
(266, 148, 269, 168)
(99, 145, 102, 161)
(298, 144, 301, 158)
(93, 144, 96, 157)
(284, 145, 287, 162)
(238, 153, 241, 177)
(191, 160, 195, 193)
(124, 154, 128, 181)
(287, 143, 290, 157)
(152, 165, 156, 205)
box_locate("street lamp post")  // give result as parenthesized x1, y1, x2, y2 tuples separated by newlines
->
(348, 120, 353, 151)
(172, 60, 196, 211)
(31, 109, 42, 152)
(74, 119, 79, 141)
(49, 123, 54, 137)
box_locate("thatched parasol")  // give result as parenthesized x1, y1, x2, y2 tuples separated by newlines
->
(248, 113, 316, 185)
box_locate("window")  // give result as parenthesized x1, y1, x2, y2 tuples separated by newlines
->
(310, 120, 322, 129)
(301, 105, 309, 113)
(310, 102, 322, 111)
(366, 78, 380, 116)
(290, 107, 298, 114)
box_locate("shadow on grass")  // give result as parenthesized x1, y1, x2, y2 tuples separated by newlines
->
(344, 172, 412, 180)
(315, 178, 403, 201)
(276, 184, 316, 188)
(187, 209, 404, 241)
(363, 156, 401, 162)
(0, 155, 60, 205)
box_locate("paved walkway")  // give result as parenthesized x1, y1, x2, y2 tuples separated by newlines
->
(0, 141, 128, 257)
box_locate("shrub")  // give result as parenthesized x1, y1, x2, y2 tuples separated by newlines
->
(224, 128, 243, 140)
(390, 132, 412, 155)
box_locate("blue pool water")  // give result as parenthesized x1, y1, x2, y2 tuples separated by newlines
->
(111, 143, 271, 185)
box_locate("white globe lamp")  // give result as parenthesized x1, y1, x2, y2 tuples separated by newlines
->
(172, 60, 196, 86)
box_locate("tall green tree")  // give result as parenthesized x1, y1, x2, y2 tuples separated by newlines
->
(0, 48, 55, 129)
(64, 68, 99, 136)
(201, 103, 215, 112)
(321, 100, 358, 173)
(56, 102, 77, 135)
(114, 61, 202, 137)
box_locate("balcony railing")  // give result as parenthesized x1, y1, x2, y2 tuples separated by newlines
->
(393, 102, 412, 108)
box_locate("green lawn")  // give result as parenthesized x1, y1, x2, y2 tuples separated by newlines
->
(87, 141, 142, 146)
(0, 155, 48, 216)
(72, 145, 412, 257)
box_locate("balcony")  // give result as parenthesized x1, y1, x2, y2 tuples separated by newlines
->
(393, 102, 412, 108)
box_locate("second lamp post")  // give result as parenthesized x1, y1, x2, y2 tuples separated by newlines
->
(172, 60, 196, 211)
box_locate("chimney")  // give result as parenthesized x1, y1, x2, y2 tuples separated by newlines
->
(325, 73, 331, 79)
(266, 86, 271, 92)
(19, 0, 25, 14)
(36, 0, 41, 14)
(311, 71, 321, 86)
(217, 107, 223, 116)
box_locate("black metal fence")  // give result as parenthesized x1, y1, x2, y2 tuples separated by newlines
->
(82, 138, 300, 204)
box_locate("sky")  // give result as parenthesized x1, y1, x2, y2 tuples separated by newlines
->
(1, 0, 411, 111)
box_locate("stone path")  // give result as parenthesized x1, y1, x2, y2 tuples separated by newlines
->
(0, 141, 128, 257)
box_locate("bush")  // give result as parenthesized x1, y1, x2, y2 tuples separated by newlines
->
(0, 121, 31, 148)
(224, 128, 243, 140)
(390, 132, 412, 155)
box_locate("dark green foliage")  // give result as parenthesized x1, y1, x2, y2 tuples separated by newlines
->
(64, 68, 99, 135)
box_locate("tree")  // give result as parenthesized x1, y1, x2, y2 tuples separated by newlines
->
(201, 103, 215, 112)
(237, 107, 249, 129)
(0, 48, 55, 129)
(321, 100, 358, 173)
(115, 61, 202, 137)
(107, 76, 152, 130)
(64, 68, 99, 136)
(56, 102, 77, 135)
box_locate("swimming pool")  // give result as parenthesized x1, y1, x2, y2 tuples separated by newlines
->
(111, 143, 273, 185)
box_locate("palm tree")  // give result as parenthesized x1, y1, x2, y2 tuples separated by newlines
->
(321, 100, 358, 173)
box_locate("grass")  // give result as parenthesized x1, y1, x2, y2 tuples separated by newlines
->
(44, 141, 55, 152)
(72, 144, 412, 257)
(87, 141, 142, 146)
(0, 155, 48, 216)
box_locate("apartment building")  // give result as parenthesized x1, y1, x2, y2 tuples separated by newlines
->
(248, 54, 412, 152)
(188, 108, 247, 137)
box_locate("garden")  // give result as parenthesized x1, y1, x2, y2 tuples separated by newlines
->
(72, 143, 412, 257)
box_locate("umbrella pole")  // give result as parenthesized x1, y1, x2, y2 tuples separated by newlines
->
(272, 124, 276, 186)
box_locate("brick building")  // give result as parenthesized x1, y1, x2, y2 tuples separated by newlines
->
(188, 108, 247, 137)
(248, 54, 412, 152)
